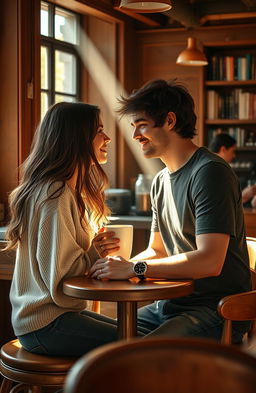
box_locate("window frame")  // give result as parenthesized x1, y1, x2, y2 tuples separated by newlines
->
(40, 1, 80, 112)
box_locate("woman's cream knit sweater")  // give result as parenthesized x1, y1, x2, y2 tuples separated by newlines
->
(10, 182, 96, 336)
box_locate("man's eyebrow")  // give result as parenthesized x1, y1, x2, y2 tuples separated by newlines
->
(131, 118, 147, 126)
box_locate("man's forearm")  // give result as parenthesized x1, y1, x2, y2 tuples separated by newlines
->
(130, 247, 167, 262)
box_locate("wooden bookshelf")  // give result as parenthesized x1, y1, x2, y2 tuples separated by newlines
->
(204, 40, 256, 180)
(205, 120, 256, 125)
(206, 80, 256, 87)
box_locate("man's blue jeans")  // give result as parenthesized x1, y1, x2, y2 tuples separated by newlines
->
(136, 300, 245, 344)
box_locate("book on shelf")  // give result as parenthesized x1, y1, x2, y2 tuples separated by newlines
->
(208, 54, 256, 81)
(207, 89, 256, 120)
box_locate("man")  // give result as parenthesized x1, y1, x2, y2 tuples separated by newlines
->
(209, 132, 256, 206)
(90, 79, 251, 343)
(209, 133, 236, 163)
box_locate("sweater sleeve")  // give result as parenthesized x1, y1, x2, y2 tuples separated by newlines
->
(35, 192, 92, 303)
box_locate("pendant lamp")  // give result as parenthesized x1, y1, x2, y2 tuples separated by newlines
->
(119, 0, 172, 13)
(176, 37, 208, 66)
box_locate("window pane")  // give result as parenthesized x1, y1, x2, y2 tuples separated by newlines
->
(54, 7, 78, 44)
(55, 94, 77, 104)
(41, 46, 48, 89)
(41, 92, 49, 118)
(40, 2, 49, 36)
(55, 50, 76, 94)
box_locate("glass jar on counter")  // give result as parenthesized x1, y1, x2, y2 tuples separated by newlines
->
(135, 174, 153, 216)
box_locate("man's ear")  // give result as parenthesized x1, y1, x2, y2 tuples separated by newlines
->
(167, 112, 176, 129)
(219, 146, 226, 154)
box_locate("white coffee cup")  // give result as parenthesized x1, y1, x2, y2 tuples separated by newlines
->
(104, 224, 133, 260)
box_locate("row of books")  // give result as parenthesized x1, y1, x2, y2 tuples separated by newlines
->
(207, 54, 256, 81)
(207, 89, 256, 120)
(207, 128, 256, 148)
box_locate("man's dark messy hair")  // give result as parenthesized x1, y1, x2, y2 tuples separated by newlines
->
(117, 79, 197, 139)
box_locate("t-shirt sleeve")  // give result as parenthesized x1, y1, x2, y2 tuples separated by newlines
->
(191, 162, 240, 236)
(150, 176, 160, 232)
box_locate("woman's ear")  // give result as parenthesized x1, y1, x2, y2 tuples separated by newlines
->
(167, 112, 176, 129)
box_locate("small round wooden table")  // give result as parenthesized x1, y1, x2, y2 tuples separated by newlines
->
(63, 276, 193, 340)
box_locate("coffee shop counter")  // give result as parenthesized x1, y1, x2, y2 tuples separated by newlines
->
(109, 215, 152, 230)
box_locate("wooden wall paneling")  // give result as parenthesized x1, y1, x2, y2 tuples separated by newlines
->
(137, 24, 256, 46)
(47, 0, 141, 190)
(18, 0, 41, 167)
(0, 1, 19, 209)
(138, 39, 203, 146)
(81, 14, 139, 190)
(0, 0, 40, 214)
(136, 24, 256, 148)
(116, 22, 142, 190)
(84, 15, 118, 187)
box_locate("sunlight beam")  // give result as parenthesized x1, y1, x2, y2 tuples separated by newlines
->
(78, 30, 162, 176)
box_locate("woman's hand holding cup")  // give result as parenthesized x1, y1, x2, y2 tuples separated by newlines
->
(92, 227, 120, 258)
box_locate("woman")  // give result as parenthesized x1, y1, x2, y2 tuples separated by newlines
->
(5, 102, 125, 356)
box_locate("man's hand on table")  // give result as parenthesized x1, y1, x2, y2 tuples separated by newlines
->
(89, 256, 134, 280)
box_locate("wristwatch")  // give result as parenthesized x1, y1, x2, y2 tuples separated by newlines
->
(133, 261, 148, 280)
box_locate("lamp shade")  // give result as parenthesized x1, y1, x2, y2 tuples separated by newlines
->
(176, 37, 208, 66)
(119, 0, 172, 13)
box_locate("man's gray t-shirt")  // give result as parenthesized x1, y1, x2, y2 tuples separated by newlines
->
(151, 147, 251, 309)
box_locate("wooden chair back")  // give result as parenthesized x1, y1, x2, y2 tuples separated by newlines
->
(218, 267, 256, 344)
(64, 337, 256, 393)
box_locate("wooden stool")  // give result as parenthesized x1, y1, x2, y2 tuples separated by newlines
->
(0, 339, 76, 393)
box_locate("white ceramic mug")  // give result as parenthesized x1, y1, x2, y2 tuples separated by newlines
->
(104, 224, 133, 260)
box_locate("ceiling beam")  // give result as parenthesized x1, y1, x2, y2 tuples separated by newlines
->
(165, 0, 200, 28)
(200, 11, 256, 25)
(240, 0, 256, 7)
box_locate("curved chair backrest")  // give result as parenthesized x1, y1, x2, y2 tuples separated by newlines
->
(64, 337, 256, 393)
(218, 269, 256, 344)
(246, 236, 256, 270)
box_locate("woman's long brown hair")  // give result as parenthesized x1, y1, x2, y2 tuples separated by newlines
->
(5, 102, 110, 249)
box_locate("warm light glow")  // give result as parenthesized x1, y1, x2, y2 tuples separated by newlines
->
(13, 340, 22, 348)
(176, 37, 208, 66)
(78, 31, 162, 177)
(119, 0, 172, 13)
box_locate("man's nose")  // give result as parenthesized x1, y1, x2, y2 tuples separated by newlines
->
(132, 127, 140, 140)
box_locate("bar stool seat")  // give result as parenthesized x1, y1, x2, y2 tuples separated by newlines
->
(0, 339, 76, 393)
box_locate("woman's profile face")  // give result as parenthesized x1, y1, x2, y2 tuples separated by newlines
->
(92, 118, 111, 164)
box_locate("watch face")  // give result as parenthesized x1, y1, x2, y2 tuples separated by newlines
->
(134, 261, 147, 275)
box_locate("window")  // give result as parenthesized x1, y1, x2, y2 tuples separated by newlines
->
(40, 1, 80, 117)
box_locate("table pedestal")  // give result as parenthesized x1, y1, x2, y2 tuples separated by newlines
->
(117, 301, 137, 339)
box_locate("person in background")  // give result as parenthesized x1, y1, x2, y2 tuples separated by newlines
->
(209, 132, 256, 207)
(90, 79, 251, 344)
(4, 102, 147, 357)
